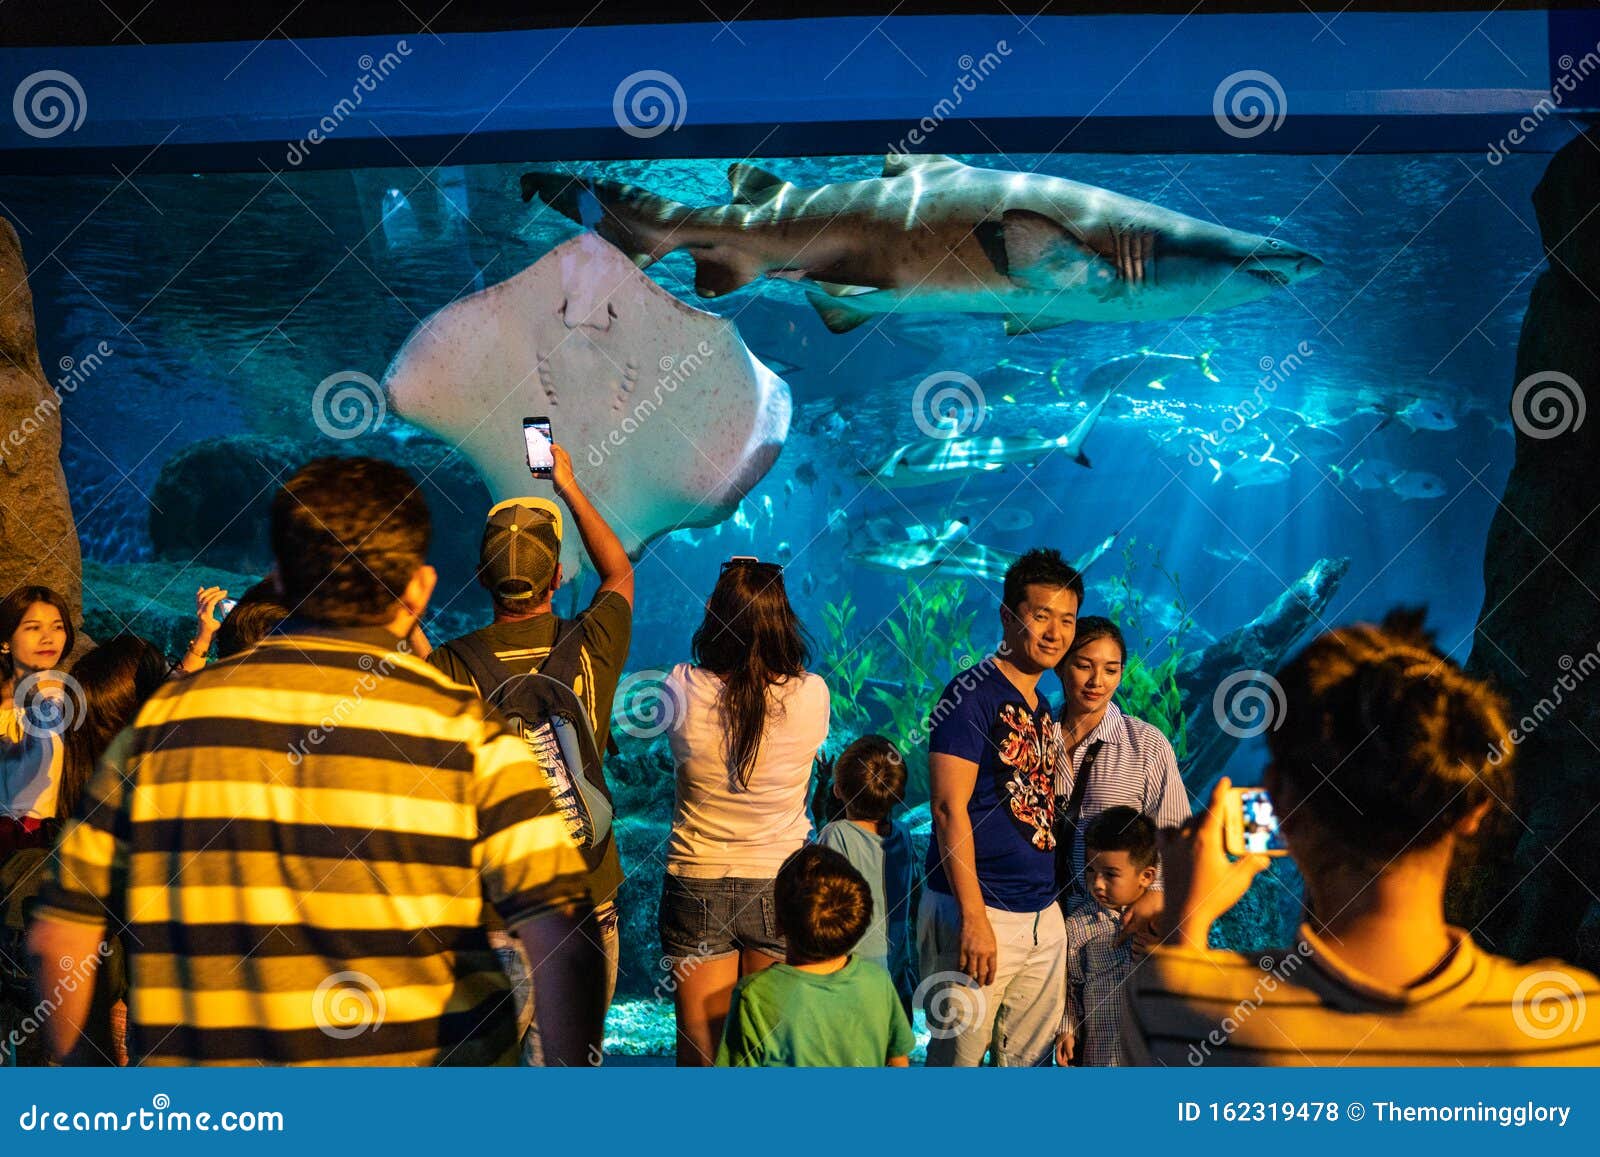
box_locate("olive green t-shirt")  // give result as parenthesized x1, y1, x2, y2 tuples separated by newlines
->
(429, 589, 631, 905)
(716, 956, 916, 1067)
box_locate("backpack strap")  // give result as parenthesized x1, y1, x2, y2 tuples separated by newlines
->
(535, 617, 588, 688)
(445, 632, 519, 699)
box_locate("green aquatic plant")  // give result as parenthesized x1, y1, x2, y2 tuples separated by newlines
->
(1092, 539, 1196, 761)
(818, 591, 876, 741)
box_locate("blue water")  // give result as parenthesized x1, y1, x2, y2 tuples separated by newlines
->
(2, 151, 1544, 765)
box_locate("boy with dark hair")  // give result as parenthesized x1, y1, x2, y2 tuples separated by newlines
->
(817, 734, 920, 1012)
(921, 546, 1081, 1066)
(1057, 806, 1157, 1067)
(717, 845, 915, 1067)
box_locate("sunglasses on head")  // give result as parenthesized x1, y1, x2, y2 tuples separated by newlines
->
(721, 555, 782, 574)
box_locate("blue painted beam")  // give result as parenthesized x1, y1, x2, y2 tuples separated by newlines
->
(0, 10, 1571, 173)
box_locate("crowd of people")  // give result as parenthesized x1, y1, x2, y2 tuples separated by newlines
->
(3, 443, 1599, 1068)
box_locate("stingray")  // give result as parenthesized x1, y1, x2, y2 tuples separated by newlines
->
(383, 232, 792, 576)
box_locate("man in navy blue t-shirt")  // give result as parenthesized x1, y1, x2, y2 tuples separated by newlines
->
(919, 548, 1082, 1066)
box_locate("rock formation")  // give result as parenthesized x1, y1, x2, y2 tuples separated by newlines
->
(0, 217, 83, 624)
(1462, 128, 1600, 973)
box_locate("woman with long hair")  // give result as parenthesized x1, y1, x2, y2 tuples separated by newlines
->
(659, 558, 829, 1065)
(1129, 608, 1600, 1065)
(1053, 617, 1192, 953)
(0, 585, 75, 840)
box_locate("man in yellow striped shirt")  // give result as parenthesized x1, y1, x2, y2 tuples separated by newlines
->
(27, 458, 603, 1066)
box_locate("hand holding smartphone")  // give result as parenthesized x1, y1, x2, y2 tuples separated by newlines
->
(523, 416, 554, 479)
(1222, 787, 1289, 858)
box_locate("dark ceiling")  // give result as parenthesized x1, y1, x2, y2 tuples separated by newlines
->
(0, 1, 1586, 48)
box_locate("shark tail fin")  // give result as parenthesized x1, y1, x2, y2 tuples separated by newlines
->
(521, 170, 689, 267)
(806, 288, 876, 333)
(1074, 450, 1091, 468)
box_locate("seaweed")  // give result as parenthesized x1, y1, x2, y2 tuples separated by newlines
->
(1091, 539, 1196, 762)
(814, 579, 981, 804)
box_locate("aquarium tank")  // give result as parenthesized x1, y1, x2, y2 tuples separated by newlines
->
(0, 4, 1582, 1053)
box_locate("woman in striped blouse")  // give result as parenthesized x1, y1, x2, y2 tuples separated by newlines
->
(1054, 617, 1192, 951)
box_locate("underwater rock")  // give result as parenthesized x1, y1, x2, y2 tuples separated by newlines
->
(1462, 128, 1600, 973)
(80, 560, 261, 659)
(0, 217, 84, 627)
(1174, 555, 1350, 792)
(383, 232, 791, 578)
(146, 429, 492, 600)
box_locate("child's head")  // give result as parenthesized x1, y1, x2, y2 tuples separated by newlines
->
(831, 734, 906, 822)
(774, 844, 873, 964)
(1082, 806, 1158, 908)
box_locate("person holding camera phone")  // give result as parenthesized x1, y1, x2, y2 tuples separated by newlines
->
(1123, 609, 1600, 1066)
(428, 429, 633, 1065)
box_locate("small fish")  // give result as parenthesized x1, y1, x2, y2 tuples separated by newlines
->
(1335, 458, 1398, 491)
(801, 573, 818, 597)
(762, 494, 775, 522)
(1387, 470, 1447, 501)
(1209, 441, 1291, 489)
(795, 461, 820, 488)
(1078, 349, 1220, 397)
(986, 508, 1035, 533)
(732, 504, 755, 532)
(1377, 398, 1457, 433)
(1072, 532, 1119, 575)
(850, 521, 1017, 582)
(1202, 543, 1263, 567)
(1282, 422, 1343, 457)
(776, 540, 793, 563)
(668, 527, 702, 548)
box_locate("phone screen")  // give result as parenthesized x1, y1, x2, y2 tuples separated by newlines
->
(523, 417, 553, 476)
(1237, 788, 1287, 854)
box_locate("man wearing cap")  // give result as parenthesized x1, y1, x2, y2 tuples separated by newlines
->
(429, 443, 633, 1063)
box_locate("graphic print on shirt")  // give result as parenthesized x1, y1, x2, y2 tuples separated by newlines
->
(995, 702, 1056, 851)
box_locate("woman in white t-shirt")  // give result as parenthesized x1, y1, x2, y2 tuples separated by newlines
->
(660, 557, 829, 1065)
(0, 586, 74, 842)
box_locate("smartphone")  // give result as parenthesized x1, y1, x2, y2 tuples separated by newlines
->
(523, 416, 554, 478)
(1223, 786, 1290, 857)
(216, 598, 238, 620)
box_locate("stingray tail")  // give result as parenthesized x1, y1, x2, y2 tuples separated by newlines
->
(521, 170, 690, 269)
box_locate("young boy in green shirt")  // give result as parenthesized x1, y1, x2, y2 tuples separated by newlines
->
(716, 845, 915, 1067)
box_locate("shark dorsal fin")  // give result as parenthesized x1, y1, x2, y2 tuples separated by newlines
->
(882, 153, 960, 178)
(727, 163, 792, 205)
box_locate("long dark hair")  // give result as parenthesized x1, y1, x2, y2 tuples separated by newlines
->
(691, 562, 811, 789)
(0, 585, 75, 684)
(58, 635, 167, 820)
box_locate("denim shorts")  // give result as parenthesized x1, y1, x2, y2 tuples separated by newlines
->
(658, 873, 786, 961)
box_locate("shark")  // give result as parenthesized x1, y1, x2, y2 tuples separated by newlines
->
(522, 154, 1323, 336)
(850, 522, 1119, 584)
